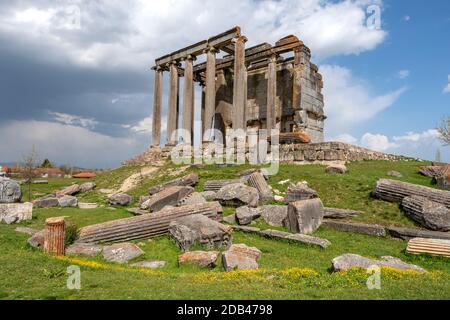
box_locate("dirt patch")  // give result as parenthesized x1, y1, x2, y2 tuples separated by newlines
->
(116, 166, 159, 194)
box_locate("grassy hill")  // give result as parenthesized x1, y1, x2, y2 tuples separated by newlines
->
(1, 160, 450, 299)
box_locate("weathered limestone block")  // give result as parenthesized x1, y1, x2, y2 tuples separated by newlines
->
(177, 192, 207, 206)
(78, 202, 98, 209)
(215, 183, 259, 207)
(0, 202, 33, 224)
(200, 191, 217, 201)
(15, 226, 40, 235)
(66, 243, 103, 256)
(148, 173, 198, 195)
(0, 178, 21, 203)
(107, 193, 133, 206)
(286, 198, 324, 234)
(331, 253, 426, 273)
(284, 183, 318, 202)
(168, 214, 232, 252)
(436, 165, 450, 190)
(102, 242, 144, 263)
(56, 184, 81, 197)
(235, 206, 261, 225)
(178, 251, 220, 268)
(131, 260, 167, 269)
(80, 182, 96, 192)
(387, 171, 402, 178)
(28, 230, 45, 248)
(259, 229, 291, 239)
(373, 179, 450, 208)
(322, 220, 386, 237)
(127, 207, 149, 216)
(78, 202, 223, 243)
(325, 164, 348, 174)
(260, 205, 288, 227)
(57, 195, 78, 207)
(248, 172, 273, 201)
(401, 196, 450, 231)
(387, 226, 450, 241)
(142, 186, 194, 212)
(285, 233, 331, 248)
(204, 179, 242, 192)
(33, 196, 59, 208)
(232, 225, 261, 233)
(419, 166, 443, 178)
(406, 237, 450, 258)
(223, 214, 236, 224)
(222, 244, 262, 271)
(323, 207, 361, 219)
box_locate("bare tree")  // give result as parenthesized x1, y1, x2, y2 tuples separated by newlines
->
(22, 146, 38, 202)
(437, 116, 450, 145)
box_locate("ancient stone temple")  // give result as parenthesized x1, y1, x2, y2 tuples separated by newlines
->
(150, 26, 326, 147)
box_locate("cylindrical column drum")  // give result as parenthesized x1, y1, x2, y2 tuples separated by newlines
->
(44, 217, 66, 255)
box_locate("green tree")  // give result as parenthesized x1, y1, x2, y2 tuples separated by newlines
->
(40, 159, 53, 168)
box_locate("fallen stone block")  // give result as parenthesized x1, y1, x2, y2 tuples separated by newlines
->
(436, 164, 450, 190)
(56, 184, 81, 197)
(387, 171, 402, 178)
(142, 186, 193, 212)
(387, 226, 450, 241)
(259, 229, 291, 239)
(235, 206, 261, 225)
(223, 214, 236, 224)
(0, 178, 21, 203)
(419, 166, 443, 178)
(248, 172, 273, 201)
(331, 253, 426, 273)
(322, 220, 386, 237)
(131, 260, 167, 269)
(285, 198, 324, 234)
(107, 193, 133, 206)
(148, 173, 198, 195)
(178, 251, 220, 268)
(58, 195, 78, 207)
(406, 237, 450, 258)
(102, 242, 144, 263)
(127, 207, 149, 216)
(78, 202, 98, 209)
(80, 182, 96, 192)
(284, 183, 318, 202)
(204, 179, 243, 192)
(215, 183, 259, 207)
(260, 205, 288, 227)
(372, 179, 450, 208)
(222, 244, 262, 271)
(15, 226, 40, 235)
(177, 192, 206, 206)
(169, 214, 232, 252)
(28, 230, 44, 248)
(66, 243, 103, 256)
(200, 191, 217, 201)
(0, 202, 33, 224)
(402, 196, 450, 231)
(324, 207, 361, 219)
(78, 202, 223, 243)
(325, 164, 347, 174)
(231, 225, 261, 233)
(33, 196, 59, 208)
(285, 233, 331, 248)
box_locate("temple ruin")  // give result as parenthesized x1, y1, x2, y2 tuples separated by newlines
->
(150, 26, 326, 147)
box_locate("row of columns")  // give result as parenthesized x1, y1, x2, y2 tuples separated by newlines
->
(151, 36, 277, 147)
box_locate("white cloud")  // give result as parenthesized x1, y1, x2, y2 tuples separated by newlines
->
(48, 111, 98, 129)
(443, 75, 450, 93)
(361, 133, 398, 151)
(403, 15, 411, 22)
(397, 69, 410, 79)
(0, 120, 142, 168)
(321, 64, 406, 136)
(329, 133, 358, 144)
(0, 0, 388, 69)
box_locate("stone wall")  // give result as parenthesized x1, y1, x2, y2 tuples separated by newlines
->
(278, 142, 405, 164)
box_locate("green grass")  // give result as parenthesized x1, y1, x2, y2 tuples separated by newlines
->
(1, 159, 449, 300)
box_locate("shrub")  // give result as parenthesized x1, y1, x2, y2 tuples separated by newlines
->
(65, 222, 79, 246)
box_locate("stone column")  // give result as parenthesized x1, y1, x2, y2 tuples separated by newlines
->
(266, 54, 277, 131)
(203, 47, 218, 140)
(151, 66, 163, 146)
(181, 55, 196, 145)
(167, 62, 180, 145)
(232, 36, 247, 131)
(44, 217, 65, 256)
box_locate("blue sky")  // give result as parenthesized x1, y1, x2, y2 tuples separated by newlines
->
(0, 0, 449, 168)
